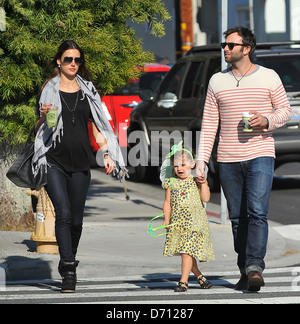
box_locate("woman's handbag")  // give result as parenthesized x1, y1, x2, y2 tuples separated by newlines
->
(6, 126, 47, 190)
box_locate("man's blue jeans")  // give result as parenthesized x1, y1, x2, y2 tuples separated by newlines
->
(219, 157, 274, 275)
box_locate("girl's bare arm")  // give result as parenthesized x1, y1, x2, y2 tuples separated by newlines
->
(163, 188, 172, 226)
(198, 181, 211, 203)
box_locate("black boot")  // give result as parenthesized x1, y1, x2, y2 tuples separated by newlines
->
(58, 260, 79, 293)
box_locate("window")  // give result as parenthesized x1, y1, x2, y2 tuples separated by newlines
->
(236, 6, 250, 29)
(159, 63, 186, 95)
(255, 55, 300, 92)
(182, 61, 204, 99)
(113, 71, 169, 96)
(205, 57, 221, 91)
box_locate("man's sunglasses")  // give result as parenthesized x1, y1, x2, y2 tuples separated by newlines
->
(62, 56, 83, 66)
(221, 42, 249, 50)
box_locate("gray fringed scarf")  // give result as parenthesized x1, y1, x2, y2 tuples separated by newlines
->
(32, 74, 126, 178)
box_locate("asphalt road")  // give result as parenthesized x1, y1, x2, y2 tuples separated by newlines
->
(1, 267, 299, 304)
(269, 162, 300, 225)
(209, 162, 300, 225)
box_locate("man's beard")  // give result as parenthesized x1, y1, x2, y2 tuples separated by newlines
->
(225, 49, 244, 64)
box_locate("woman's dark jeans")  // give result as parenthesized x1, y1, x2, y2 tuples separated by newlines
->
(46, 164, 91, 263)
(219, 157, 274, 275)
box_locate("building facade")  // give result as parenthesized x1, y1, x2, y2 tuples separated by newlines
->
(132, 0, 300, 64)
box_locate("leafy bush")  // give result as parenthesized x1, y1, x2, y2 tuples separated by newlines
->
(0, 0, 170, 144)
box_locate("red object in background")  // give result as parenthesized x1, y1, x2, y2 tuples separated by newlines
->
(88, 102, 115, 153)
(88, 63, 170, 152)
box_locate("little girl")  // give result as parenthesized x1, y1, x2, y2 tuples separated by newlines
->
(161, 144, 215, 292)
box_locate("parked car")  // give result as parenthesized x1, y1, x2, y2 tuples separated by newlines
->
(128, 42, 300, 189)
(89, 63, 170, 153)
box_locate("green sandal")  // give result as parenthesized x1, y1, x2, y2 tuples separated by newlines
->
(174, 281, 188, 292)
(197, 275, 212, 289)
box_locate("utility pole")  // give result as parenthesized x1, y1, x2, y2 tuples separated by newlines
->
(180, 0, 195, 55)
(175, 0, 182, 60)
(220, 0, 229, 225)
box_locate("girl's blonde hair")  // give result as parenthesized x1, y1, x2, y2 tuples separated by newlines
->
(170, 146, 194, 165)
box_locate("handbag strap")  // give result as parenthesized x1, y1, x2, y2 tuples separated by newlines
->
(25, 125, 36, 147)
(25, 124, 52, 147)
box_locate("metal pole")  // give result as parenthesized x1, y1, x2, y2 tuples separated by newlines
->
(220, 0, 229, 225)
(221, 0, 228, 46)
(249, 0, 254, 31)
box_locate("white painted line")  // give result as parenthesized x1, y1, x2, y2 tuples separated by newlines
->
(273, 225, 300, 241)
(0, 285, 299, 301)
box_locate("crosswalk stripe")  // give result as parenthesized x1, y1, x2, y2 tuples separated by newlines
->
(94, 296, 300, 305)
(0, 267, 299, 304)
(0, 284, 298, 301)
(4, 266, 298, 286)
(1, 276, 297, 293)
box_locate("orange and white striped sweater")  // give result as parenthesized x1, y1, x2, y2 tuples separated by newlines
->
(197, 65, 292, 163)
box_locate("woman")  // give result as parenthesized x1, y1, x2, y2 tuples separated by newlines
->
(33, 40, 126, 293)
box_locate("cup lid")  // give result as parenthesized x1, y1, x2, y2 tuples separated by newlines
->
(242, 112, 254, 118)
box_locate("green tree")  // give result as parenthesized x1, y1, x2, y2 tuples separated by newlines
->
(0, 0, 170, 230)
(0, 0, 170, 144)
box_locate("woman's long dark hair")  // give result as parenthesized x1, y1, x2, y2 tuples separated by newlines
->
(36, 40, 92, 114)
(51, 40, 91, 81)
(41, 40, 92, 91)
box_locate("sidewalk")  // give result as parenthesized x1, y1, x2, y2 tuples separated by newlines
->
(0, 168, 299, 282)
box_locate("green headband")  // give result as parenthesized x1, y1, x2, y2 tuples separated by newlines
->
(160, 141, 195, 183)
(165, 141, 194, 161)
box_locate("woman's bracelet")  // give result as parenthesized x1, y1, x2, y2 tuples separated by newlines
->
(103, 149, 109, 158)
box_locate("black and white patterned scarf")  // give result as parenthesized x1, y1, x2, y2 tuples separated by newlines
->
(32, 74, 126, 178)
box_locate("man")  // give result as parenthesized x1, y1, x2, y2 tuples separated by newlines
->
(196, 26, 291, 291)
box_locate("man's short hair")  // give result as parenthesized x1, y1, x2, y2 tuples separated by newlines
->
(224, 26, 257, 61)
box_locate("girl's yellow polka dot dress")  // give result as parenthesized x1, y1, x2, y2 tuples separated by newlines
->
(162, 177, 215, 262)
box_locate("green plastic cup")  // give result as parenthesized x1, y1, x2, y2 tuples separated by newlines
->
(46, 106, 58, 128)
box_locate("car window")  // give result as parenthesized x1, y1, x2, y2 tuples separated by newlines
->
(113, 71, 168, 96)
(254, 54, 300, 92)
(181, 61, 204, 99)
(158, 63, 186, 96)
(140, 72, 169, 91)
(206, 57, 221, 91)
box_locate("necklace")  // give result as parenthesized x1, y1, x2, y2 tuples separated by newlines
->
(59, 90, 80, 126)
(231, 64, 253, 87)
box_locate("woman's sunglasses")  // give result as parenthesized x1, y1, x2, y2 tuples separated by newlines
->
(62, 56, 83, 66)
(221, 42, 249, 50)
